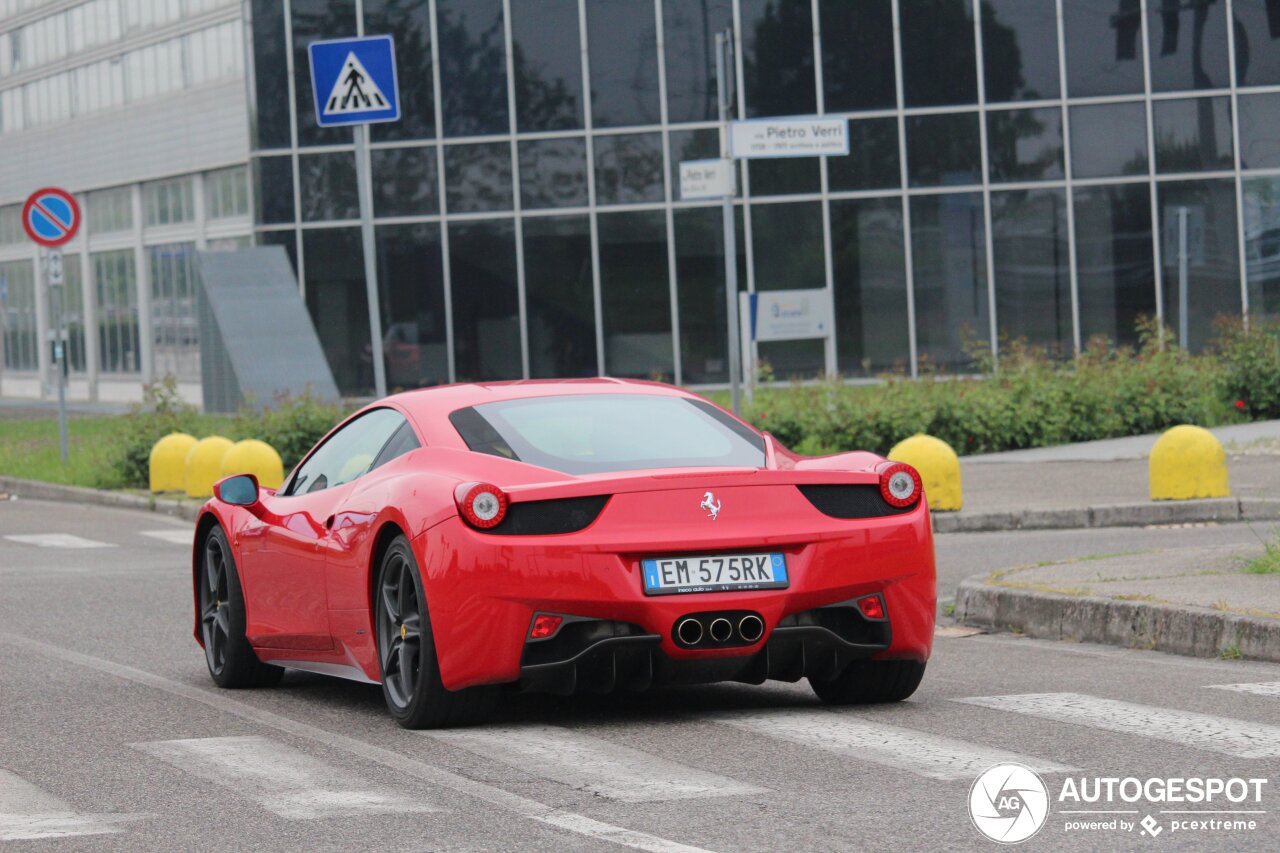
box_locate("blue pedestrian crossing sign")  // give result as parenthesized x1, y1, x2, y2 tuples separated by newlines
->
(308, 35, 400, 127)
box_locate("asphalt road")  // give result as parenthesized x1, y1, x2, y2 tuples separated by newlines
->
(2, 498, 1279, 852)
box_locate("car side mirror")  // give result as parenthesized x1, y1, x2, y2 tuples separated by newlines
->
(214, 474, 260, 508)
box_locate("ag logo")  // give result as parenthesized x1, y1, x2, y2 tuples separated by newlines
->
(969, 763, 1050, 844)
(700, 491, 721, 521)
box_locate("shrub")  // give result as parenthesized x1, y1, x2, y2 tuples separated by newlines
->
(96, 381, 350, 489)
(1215, 316, 1280, 420)
(743, 316, 1257, 457)
(97, 377, 202, 489)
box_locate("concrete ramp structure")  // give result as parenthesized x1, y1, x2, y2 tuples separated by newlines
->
(196, 247, 340, 413)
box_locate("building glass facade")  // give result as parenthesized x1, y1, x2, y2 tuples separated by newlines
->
(237, 0, 1278, 395)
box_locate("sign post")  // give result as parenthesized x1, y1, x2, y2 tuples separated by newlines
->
(309, 34, 401, 398)
(23, 186, 81, 463)
(713, 30, 742, 416)
(681, 31, 849, 413)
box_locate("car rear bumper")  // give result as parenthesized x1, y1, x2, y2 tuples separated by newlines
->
(516, 598, 894, 694)
(413, 505, 936, 692)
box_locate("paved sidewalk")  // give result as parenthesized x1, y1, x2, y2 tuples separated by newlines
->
(962, 418, 1280, 462)
(938, 420, 1280, 529)
(0, 398, 131, 417)
(960, 456, 1280, 514)
(956, 542, 1280, 663)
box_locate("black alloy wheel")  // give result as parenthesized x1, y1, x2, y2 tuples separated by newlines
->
(200, 533, 232, 677)
(376, 544, 422, 709)
(374, 535, 496, 728)
(199, 526, 283, 688)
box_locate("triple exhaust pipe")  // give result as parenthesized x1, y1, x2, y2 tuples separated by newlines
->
(675, 612, 765, 648)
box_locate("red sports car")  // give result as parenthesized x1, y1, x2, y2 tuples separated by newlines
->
(193, 380, 935, 728)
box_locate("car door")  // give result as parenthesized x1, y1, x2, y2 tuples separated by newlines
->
(239, 408, 408, 651)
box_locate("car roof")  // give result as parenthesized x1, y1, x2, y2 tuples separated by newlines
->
(388, 378, 696, 425)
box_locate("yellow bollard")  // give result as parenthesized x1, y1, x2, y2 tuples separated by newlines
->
(184, 436, 235, 498)
(149, 432, 197, 493)
(1149, 425, 1230, 500)
(888, 433, 963, 511)
(220, 439, 286, 490)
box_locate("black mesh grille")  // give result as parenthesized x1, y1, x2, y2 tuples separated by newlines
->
(797, 484, 914, 519)
(486, 495, 610, 535)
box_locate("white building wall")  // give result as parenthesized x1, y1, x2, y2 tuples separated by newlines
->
(0, 80, 249, 204)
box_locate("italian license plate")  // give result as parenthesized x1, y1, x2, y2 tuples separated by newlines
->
(641, 553, 789, 596)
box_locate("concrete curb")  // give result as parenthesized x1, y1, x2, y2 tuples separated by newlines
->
(933, 497, 1280, 533)
(0, 476, 200, 522)
(955, 577, 1280, 663)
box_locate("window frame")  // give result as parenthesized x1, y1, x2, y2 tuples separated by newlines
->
(280, 407, 420, 497)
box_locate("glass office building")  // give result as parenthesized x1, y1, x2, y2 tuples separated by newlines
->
(249, 0, 1280, 396)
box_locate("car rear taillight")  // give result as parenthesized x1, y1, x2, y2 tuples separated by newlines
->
(878, 462, 922, 508)
(455, 482, 508, 529)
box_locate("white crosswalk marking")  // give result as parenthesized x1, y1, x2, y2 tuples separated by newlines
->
(427, 725, 767, 802)
(4, 533, 114, 549)
(133, 736, 440, 819)
(140, 529, 193, 545)
(0, 768, 138, 841)
(956, 693, 1280, 758)
(1207, 682, 1280, 698)
(717, 710, 1073, 781)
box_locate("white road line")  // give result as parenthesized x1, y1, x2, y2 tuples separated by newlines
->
(139, 530, 193, 545)
(4, 534, 115, 549)
(1207, 682, 1280, 698)
(716, 710, 1073, 781)
(0, 768, 139, 841)
(0, 635, 710, 853)
(956, 692, 1280, 758)
(133, 736, 437, 820)
(428, 725, 766, 802)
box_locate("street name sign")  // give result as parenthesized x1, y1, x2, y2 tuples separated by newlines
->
(308, 35, 400, 127)
(679, 159, 736, 200)
(741, 288, 834, 342)
(22, 187, 80, 248)
(729, 117, 848, 159)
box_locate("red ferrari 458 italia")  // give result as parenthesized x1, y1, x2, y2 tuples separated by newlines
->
(193, 380, 936, 728)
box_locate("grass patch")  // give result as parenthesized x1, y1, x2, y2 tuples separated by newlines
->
(0, 413, 236, 489)
(0, 379, 349, 490)
(1243, 542, 1280, 575)
(1219, 644, 1243, 660)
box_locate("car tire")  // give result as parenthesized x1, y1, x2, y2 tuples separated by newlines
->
(199, 525, 285, 689)
(375, 535, 497, 729)
(809, 659, 926, 705)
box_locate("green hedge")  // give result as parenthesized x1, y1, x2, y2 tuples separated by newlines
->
(743, 317, 1277, 457)
(96, 317, 1280, 488)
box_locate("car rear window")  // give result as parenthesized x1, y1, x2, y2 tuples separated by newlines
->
(449, 394, 765, 475)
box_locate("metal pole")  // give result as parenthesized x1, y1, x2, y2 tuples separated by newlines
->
(1177, 206, 1189, 350)
(716, 29, 741, 416)
(46, 249, 68, 463)
(354, 123, 387, 398)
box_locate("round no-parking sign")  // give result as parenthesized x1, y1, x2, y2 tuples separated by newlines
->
(22, 187, 80, 248)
